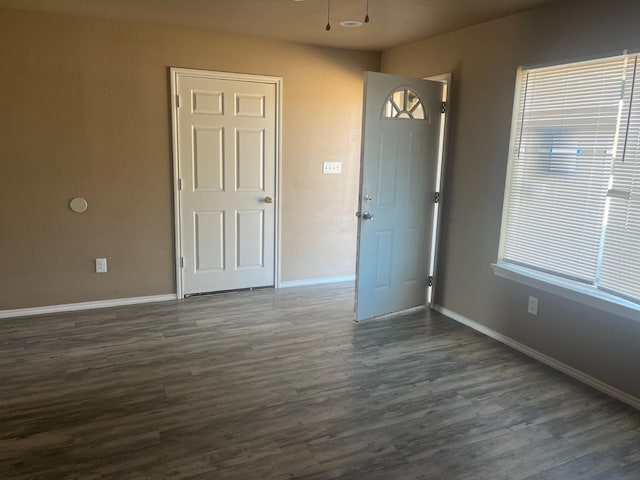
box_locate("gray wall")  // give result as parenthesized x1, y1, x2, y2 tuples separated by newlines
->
(382, 0, 640, 399)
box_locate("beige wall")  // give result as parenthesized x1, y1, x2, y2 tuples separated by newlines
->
(382, 0, 640, 398)
(0, 8, 380, 310)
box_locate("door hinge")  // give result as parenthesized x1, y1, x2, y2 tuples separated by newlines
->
(441, 101, 447, 114)
(434, 192, 441, 203)
(176, 94, 181, 108)
(428, 276, 434, 287)
(180, 256, 184, 268)
(178, 178, 182, 190)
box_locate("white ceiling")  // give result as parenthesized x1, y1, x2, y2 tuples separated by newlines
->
(0, 0, 563, 51)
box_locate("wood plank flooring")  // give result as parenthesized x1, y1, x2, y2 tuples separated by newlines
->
(1, 283, 639, 479)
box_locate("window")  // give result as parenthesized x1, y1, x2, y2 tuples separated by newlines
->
(383, 87, 426, 119)
(496, 53, 640, 314)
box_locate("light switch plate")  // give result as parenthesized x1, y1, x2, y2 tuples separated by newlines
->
(95, 258, 107, 273)
(323, 161, 342, 174)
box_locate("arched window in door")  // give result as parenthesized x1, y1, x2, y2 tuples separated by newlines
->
(382, 87, 426, 119)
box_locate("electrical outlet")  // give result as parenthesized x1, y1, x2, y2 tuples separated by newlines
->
(95, 258, 107, 273)
(528, 296, 538, 315)
(323, 161, 342, 174)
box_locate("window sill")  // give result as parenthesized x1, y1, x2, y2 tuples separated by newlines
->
(491, 263, 640, 323)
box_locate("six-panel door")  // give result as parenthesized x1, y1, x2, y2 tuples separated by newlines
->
(176, 74, 276, 295)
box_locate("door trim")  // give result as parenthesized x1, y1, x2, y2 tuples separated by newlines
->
(169, 68, 283, 299)
(423, 72, 452, 307)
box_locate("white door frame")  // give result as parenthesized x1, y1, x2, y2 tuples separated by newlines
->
(170, 68, 283, 299)
(423, 72, 452, 307)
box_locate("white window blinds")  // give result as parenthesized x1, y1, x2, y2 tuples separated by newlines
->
(501, 53, 640, 304)
(599, 56, 640, 301)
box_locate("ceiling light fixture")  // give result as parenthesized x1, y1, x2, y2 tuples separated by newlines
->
(324, 0, 371, 31)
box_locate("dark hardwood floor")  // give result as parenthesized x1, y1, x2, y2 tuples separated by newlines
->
(1, 283, 639, 479)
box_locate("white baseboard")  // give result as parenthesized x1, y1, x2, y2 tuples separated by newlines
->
(279, 275, 355, 288)
(433, 304, 640, 411)
(0, 294, 178, 319)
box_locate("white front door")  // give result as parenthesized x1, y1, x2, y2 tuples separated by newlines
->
(355, 72, 444, 321)
(173, 70, 278, 295)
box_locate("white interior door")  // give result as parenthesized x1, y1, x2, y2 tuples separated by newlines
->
(174, 71, 277, 295)
(355, 72, 444, 321)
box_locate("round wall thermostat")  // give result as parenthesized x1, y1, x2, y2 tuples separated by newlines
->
(69, 197, 88, 213)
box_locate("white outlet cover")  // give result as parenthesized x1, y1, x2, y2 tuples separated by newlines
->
(528, 296, 538, 315)
(95, 258, 107, 273)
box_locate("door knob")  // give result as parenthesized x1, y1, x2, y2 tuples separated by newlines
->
(361, 211, 374, 220)
(264, 196, 273, 204)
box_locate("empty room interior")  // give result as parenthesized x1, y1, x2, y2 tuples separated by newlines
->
(1, 0, 640, 478)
